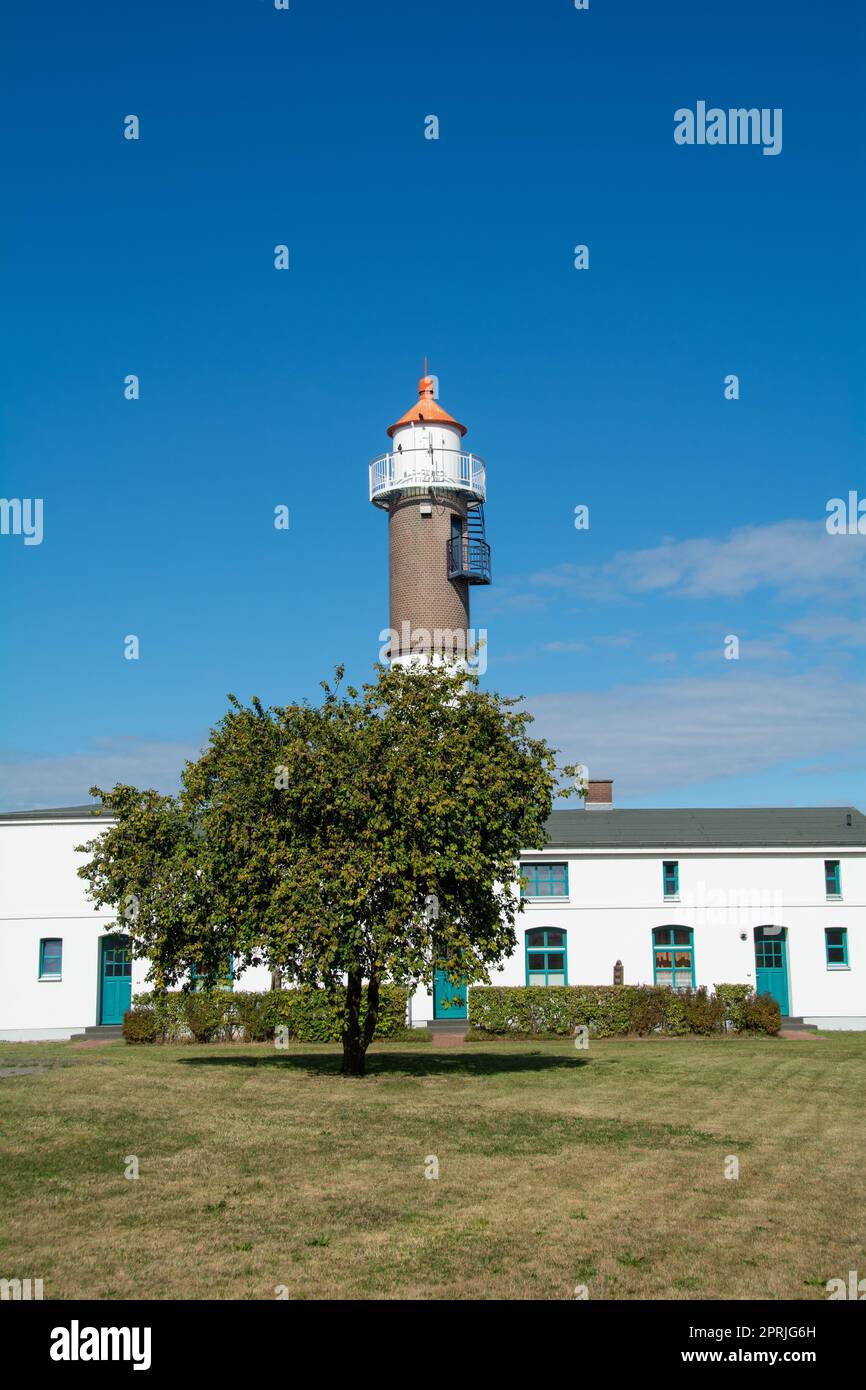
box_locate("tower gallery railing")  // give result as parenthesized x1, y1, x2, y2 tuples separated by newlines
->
(369, 447, 486, 504)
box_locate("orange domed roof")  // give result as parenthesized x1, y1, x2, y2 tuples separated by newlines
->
(387, 375, 467, 438)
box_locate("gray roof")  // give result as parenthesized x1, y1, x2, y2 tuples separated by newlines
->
(0, 804, 109, 822)
(1, 803, 864, 850)
(542, 807, 866, 850)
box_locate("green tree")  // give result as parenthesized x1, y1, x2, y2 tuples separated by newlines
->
(79, 663, 574, 1076)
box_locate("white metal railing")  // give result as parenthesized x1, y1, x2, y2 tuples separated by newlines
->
(369, 447, 486, 504)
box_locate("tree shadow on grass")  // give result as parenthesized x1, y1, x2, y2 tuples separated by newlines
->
(177, 1049, 590, 1078)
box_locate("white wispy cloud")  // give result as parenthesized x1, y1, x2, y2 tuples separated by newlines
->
(516, 520, 866, 606)
(695, 637, 793, 664)
(525, 671, 866, 798)
(785, 614, 866, 646)
(0, 737, 201, 812)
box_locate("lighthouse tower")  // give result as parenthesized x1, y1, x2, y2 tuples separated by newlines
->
(369, 371, 491, 664)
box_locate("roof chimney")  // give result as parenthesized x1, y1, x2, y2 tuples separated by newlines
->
(585, 778, 613, 810)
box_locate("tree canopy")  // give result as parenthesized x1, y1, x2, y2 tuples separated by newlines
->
(78, 663, 575, 1074)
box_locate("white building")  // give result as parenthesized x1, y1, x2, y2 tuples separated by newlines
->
(411, 786, 866, 1031)
(2, 786, 864, 1040)
(0, 806, 276, 1042)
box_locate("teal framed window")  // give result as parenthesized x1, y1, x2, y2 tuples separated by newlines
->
(754, 928, 784, 971)
(525, 928, 567, 986)
(39, 938, 63, 979)
(190, 954, 234, 991)
(825, 860, 841, 898)
(520, 862, 568, 898)
(662, 861, 679, 898)
(102, 937, 131, 975)
(652, 926, 694, 991)
(825, 928, 848, 968)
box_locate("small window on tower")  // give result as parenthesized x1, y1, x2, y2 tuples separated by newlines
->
(450, 514, 463, 564)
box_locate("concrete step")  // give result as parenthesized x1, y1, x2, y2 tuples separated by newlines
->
(780, 1017, 819, 1032)
(69, 1024, 124, 1042)
(427, 1018, 468, 1045)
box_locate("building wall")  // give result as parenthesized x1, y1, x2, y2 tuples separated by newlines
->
(2, 819, 864, 1038)
(0, 817, 270, 1039)
(411, 848, 866, 1029)
(0, 820, 117, 1039)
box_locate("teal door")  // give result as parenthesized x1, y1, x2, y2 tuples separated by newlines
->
(754, 928, 789, 1015)
(433, 969, 467, 1020)
(99, 935, 132, 1024)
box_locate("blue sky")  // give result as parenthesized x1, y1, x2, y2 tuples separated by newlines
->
(2, 0, 864, 811)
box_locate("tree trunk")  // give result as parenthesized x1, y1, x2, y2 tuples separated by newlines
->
(340, 969, 380, 1078)
(341, 970, 366, 1077)
(361, 970, 380, 1052)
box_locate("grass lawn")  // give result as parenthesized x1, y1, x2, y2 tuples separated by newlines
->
(1, 1032, 864, 1300)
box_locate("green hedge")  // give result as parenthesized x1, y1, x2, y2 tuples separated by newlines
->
(467, 984, 780, 1037)
(712, 983, 754, 1030)
(125, 984, 408, 1044)
(122, 1007, 159, 1043)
